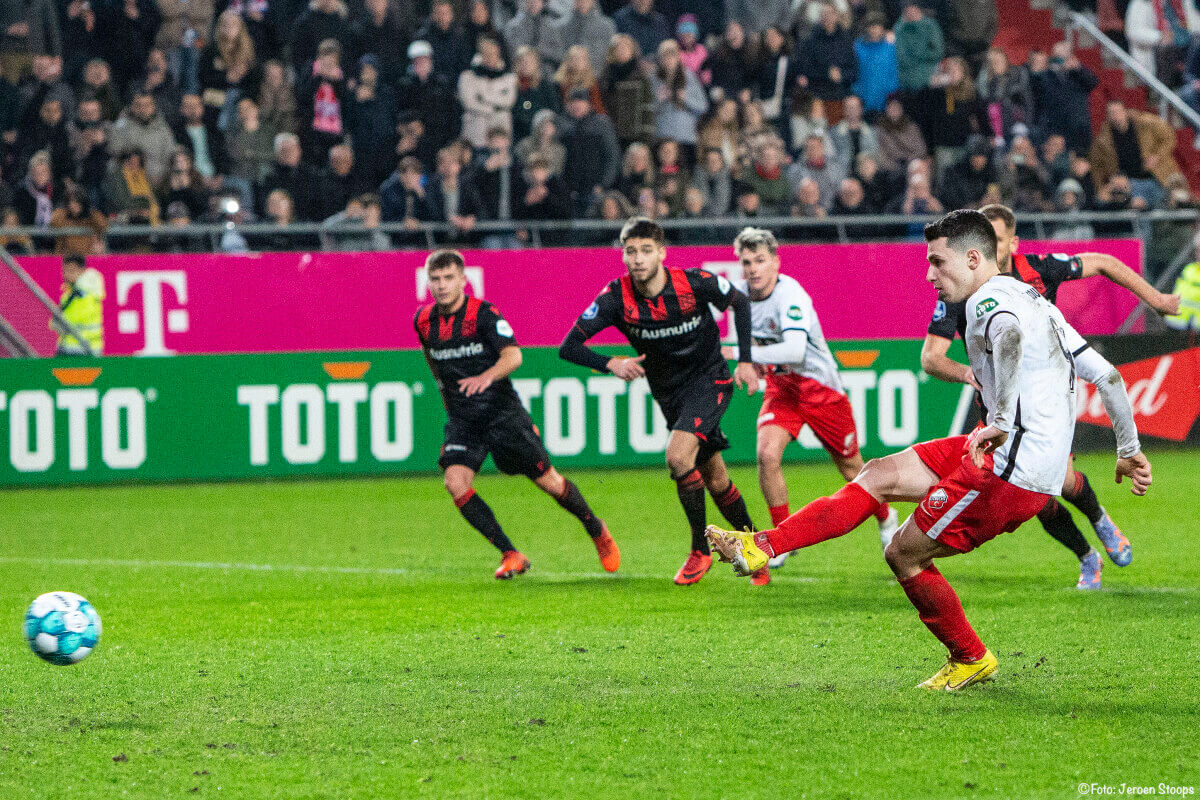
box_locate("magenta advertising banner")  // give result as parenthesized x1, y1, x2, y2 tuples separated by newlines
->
(4, 239, 1143, 357)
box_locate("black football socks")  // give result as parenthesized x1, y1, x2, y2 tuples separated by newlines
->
(1063, 470, 1104, 525)
(673, 469, 709, 554)
(711, 481, 756, 532)
(455, 490, 517, 553)
(1037, 498, 1091, 560)
(555, 479, 604, 538)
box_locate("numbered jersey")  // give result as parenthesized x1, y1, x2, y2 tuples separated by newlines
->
(965, 275, 1076, 495)
(732, 274, 843, 393)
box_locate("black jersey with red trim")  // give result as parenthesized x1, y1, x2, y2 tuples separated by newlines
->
(414, 296, 522, 421)
(570, 267, 741, 397)
(927, 253, 1084, 340)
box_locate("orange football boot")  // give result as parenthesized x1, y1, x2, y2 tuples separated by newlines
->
(495, 550, 531, 580)
(674, 550, 713, 585)
(593, 524, 620, 572)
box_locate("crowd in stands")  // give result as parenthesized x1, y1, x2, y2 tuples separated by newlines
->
(0, 0, 1195, 253)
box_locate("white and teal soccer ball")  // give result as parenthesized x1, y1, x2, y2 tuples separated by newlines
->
(23, 592, 101, 666)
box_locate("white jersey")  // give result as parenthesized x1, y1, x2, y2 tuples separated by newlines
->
(733, 274, 843, 393)
(965, 275, 1076, 495)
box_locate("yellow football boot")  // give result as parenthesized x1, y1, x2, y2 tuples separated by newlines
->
(704, 525, 769, 576)
(917, 649, 998, 691)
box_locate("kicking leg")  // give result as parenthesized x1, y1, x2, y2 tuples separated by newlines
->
(831, 449, 897, 548)
(700, 452, 767, 584)
(534, 467, 619, 572)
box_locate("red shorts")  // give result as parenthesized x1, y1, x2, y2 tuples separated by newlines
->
(911, 435, 1050, 553)
(757, 373, 859, 458)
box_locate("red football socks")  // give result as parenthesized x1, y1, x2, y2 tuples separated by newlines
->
(765, 482, 881, 555)
(768, 504, 790, 528)
(898, 565, 986, 663)
(874, 502, 892, 522)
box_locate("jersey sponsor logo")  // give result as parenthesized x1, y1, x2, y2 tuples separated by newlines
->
(975, 298, 998, 318)
(717, 275, 732, 294)
(932, 300, 947, 322)
(787, 305, 804, 321)
(429, 342, 486, 360)
(496, 319, 514, 337)
(927, 488, 949, 511)
(627, 314, 703, 339)
(582, 302, 599, 320)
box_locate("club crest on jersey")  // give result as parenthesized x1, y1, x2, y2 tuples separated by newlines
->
(928, 488, 949, 510)
(932, 300, 947, 322)
(787, 305, 803, 321)
(496, 319, 514, 337)
(717, 275, 731, 294)
(582, 302, 599, 320)
(975, 298, 998, 318)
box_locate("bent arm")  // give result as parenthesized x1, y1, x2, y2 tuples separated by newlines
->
(921, 333, 975, 386)
(559, 324, 613, 373)
(485, 345, 522, 381)
(1078, 253, 1172, 311)
(750, 328, 808, 365)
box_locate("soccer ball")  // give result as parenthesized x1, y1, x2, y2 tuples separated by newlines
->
(24, 592, 102, 666)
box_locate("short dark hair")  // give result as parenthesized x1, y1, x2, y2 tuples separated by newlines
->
(923, 209, 997, 262)
(425, 248, 465, 273)
(979, 203, 1015, 232)
(619, 216, 665, 245)
(63, 254, 85, 269)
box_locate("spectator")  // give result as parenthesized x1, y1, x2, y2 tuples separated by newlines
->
(0, 0, 61, 84)
(415, 0, 472, 82)
(1092, 173, 1142, 211)
(740, 137, 790, 213)
(833, 175, 873, 213)
(1088, 98, 1180, 207)
(173, 93, 228, 181)
(257, 131, 319, 218)
(69, 97, 111, 207)
(653, 137, 688, 212)
(19, 54, 75, 126)
(925, 55, 980, 176)
(997, 132, 1050, 211)
(614, 0, 669, 61)
(895, 1, 943, 91)
(354, 0, 414, 88)
(78, 58, 120, 122)
(691, 145, 731, 214)
(103, 148, 160, 223)
(830, 94, 880, 175)
(1028, 42, 1097, 156)
(600, 34, 653, 148)
(852, 14, 899, 114)
(254, 187, 312, 249)
(379, 154, 432, 224)
(225, 0, 283, 65)
(141, 49, 183, 129)
(793, 176, 826, 216)
(648, 38, 707, 163)
(890, 162, 942, 214)
(97, 0, 160, 90)
(756, 26, 790, 123)
(617, 140, 655, 204)
(110, 89, 177, 185)
(515, 107, 566, 175)
(458, 35, 516, 147)
(0, 207, 33, 252)
(60, 0, 101, 84)
(1040, 132, 1071, 187)
(560, 85, 620, 214)
(1124, 0, 1199, 78)
(594, 188, 634, 221)
(317, 142, 366, 219)
(733, 180, 764, 217)
(226, 97, 276, 184)
(155, 0, 213, 95)
(512, 46, 560, 141)
(426, 144, 483, 242)
(473, 126, 522, 223)
(347, 54, 397, 187)
(675, 14, 707, 76)
(940, 0, 997, 69)
(15, 97, 73, 183)
(794, 2, 857, 120)
(1051, 178, 1095, 239)
(938, 135, 994, 209)
(557, 0, 614, 77)
(555, 43, 605, 112)
(198, 10, 260, 130)
(258, 59, 296, 134)
(50, 184, 105, 254)
(465, 1, 506, 63)
(321, 192, 390, 250)
(724, 0, 789, 35)
(297, 38, 349, 164)
(785, 89, 827, 154)
(289, 0, 351, 76)
(788, 132, 843, 209)
(702, 22, 761, 104)
(515, 153, 569, 220)
(697, 96, 740, 167)
(739, 99, 779, 161)
(160, 148, 210, 217)
(976, 47, 1032, 143)
(854, 150, 894, 210)
(505, 0, 564, 68)
(397, 40, 459, 169)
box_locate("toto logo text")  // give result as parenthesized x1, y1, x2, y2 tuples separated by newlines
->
(0, 388, 147, 473)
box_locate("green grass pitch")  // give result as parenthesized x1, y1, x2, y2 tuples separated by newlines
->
(2, 450, 1198, 798)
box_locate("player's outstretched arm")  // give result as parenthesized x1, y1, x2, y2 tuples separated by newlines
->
(967, 312, 1021, 468)
(1092, 367, 1152, 495)
(1079, 253, 1181, 316)
(458, 345, 522, 397)
(921, 333, 981, 389)
(729, 288, 758, 395)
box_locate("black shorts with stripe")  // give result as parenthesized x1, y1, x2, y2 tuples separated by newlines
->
(657, 368, 734, 465)
(438, 402, 552, 479)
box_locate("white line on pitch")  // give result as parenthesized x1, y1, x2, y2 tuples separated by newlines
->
(0, 556, 822, 584)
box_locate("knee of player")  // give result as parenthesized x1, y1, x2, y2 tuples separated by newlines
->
(854, 457, 894, 496)
(756, 439, 786, 466)
(665, 452, 694, 478)
(883, 536, 906, 571)
(443, 471, 472, 497)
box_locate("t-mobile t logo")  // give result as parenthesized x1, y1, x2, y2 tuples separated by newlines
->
(116, 271, 190, 356)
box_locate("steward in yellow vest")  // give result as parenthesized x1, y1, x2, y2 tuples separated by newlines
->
(1165, 262, 1200, 330)
(53, 254, 104, 355)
